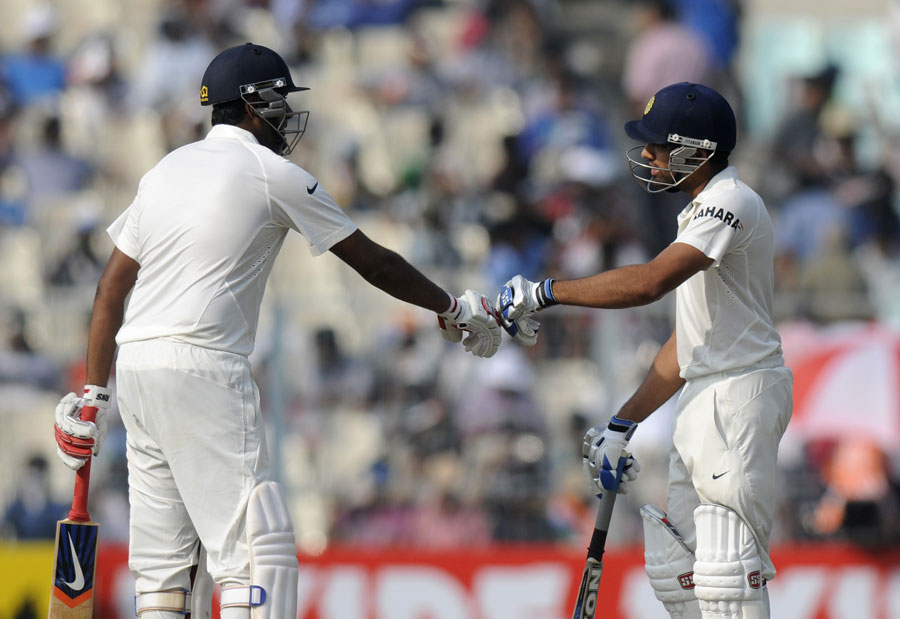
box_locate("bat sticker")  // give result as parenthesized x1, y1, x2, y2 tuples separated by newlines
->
(52, 522, 97, 607)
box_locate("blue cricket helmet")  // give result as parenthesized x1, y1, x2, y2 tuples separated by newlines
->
(624, 83, 736, 193)
(625, 82, 736, 152)
(200, 43, 308, 107)
(200, 43, 310, 155)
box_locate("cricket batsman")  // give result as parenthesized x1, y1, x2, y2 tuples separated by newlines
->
(497, 82, 793, 618)
(52, 43, 501, 618)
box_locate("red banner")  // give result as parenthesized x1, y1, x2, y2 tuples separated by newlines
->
(78, 543, 900, 619)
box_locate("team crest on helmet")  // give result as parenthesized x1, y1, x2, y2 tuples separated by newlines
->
(200, 85, 208, 103)
(644, 95, 655, 116)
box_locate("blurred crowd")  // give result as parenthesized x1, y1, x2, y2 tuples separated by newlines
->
(2, 0, 900, 562)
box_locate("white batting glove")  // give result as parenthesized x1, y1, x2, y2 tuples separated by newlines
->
(582, 416, 640, 497)
(437, 290, 502, 358)
(495, 275, 558, 346)
(54, 385, 112, 470)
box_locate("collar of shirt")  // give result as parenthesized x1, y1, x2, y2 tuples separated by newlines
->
(676, 165, 739, 231)
(205, 123, 260, 145)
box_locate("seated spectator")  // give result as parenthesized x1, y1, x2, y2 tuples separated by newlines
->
(0, 4, 66, 107)
(454, 346, 543, 437)
(818, 106, 900, 250)
(20, 113, 94, 201)
(46, 210, 106, 287)
(0, 85, 26, 225)
(129, 6, 216, 150)
(0, 308, 60, 390)
(774, 181, 848, 291)
(2, 454, 67, 540)
(517, 71, 614, 177)
(408, 454, 491, 547)
(484, 207, 551, 290)
(306, 0, 419, 30)
(769, 64, 839, 199)
(794, 227, 872, 323)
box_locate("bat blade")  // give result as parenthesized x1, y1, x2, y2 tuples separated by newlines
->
(571, 451, 626, 619)
(49, 519, 99, 618)
(572, 554, 606, 619)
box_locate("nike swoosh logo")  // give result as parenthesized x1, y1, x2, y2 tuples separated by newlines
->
(307, 182, 318, 194)
(712, 471, 728, 480)
(65, 532, 86, 591)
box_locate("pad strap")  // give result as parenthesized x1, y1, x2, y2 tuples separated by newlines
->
(135, 589, 191, 615)
(220, 585, 267, 608)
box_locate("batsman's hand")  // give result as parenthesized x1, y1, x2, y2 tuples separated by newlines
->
(583, 416, 640, 497)
(437, 290, 502, 358)
(54, 385, 112, 470)
(495, 275, 557, 346)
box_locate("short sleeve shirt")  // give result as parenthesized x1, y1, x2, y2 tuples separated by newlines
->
(673, 166, 783, 379)
(108, 124, 357, 356)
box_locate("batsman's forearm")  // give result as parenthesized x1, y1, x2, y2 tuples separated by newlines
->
(84, 292, 125, 387)
(550, 243, 710, 310)
(616, 331, 684, 423)
(357, 248, 450, 313)
(552, 264, 668, 309)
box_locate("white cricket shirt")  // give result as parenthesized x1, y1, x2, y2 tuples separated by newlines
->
(672, 166, 783, 379)
(108, 124, 357, 356)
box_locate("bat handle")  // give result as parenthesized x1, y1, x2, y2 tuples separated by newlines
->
(68, 405, 97, 522)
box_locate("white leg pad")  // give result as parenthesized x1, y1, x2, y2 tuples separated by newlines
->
(219, 481, 299, 619)
(641, 504, 702, 619)
(693, 504, 769, 619)
(135, 589, 191, 616)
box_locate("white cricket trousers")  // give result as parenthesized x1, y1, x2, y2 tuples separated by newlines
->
(116, 338, 272, 594)
(667, 361, 793, 581)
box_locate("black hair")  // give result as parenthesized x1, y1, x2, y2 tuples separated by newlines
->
(211, 98, 249, 126)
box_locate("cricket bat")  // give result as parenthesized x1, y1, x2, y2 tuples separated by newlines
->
(571, 452, 626, 619)
(49, 405, 100, 619)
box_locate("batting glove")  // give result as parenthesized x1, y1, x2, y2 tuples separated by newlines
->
(437, 290, 502, 358)
(495, 275, 558, 346)
(54, 385, 112, 470)
(582, 416, 640, 497)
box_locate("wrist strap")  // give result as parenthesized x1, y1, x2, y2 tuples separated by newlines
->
(607, 415, 638, 440)
(536, 279, 559, 308)
(84, 385, 112, 409)
(440, 292, 460, 319)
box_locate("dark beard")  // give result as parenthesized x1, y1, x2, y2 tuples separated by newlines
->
(254, 116, 287, 154)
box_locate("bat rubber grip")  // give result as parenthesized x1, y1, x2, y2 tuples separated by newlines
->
(586, 529, 608, 561)
(68, 405, 97, 522)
